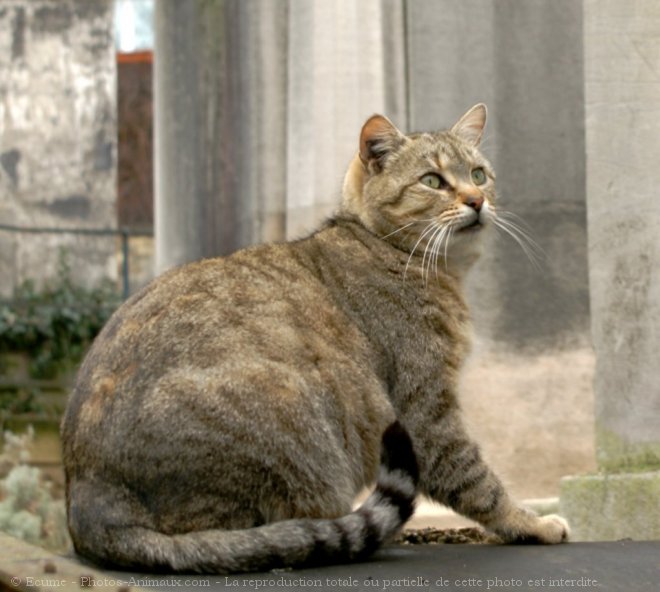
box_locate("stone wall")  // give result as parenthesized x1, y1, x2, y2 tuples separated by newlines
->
(582, 0, 660, 474)
(0, 0, 117, 297)
(153, 0, 405, 272)
(560, 0, 660, 541)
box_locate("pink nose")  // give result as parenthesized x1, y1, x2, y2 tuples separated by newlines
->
(462, 196, 484, 212)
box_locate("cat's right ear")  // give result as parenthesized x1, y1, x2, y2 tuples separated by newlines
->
(359, 115, 405, 173)
(451, 103, 487, 146)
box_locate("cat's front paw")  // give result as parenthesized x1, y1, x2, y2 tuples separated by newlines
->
(513, 514, 570, 544)
(535, 514, 570, 543)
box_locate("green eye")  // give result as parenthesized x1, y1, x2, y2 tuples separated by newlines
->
(471, 167, 487, 185)
(420, 173, 447, 189)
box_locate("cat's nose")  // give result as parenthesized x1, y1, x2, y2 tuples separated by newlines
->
(462, 196, 484, 212)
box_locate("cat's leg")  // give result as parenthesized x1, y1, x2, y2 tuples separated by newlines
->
(406, 407, 569, 543)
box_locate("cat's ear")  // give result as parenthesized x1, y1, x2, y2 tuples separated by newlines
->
(451, 103, 487, 146)
(359, 115, 406, 172)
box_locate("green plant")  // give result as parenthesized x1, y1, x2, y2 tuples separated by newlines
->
(0, 426, 70, 552)
(0, 252, 120, 379)
(0, 387, 44, 417)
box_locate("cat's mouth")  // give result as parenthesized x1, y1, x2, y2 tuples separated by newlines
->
(460, 219, 483, 232)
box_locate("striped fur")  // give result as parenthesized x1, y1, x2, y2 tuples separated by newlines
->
(62, 105, 568, 576)
(68, 422, 418, 574)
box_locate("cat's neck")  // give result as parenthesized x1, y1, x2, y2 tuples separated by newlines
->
(328, 214, 479, 281)
(321, 214, 476, 285)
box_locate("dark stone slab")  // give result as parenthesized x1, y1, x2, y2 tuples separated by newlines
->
(107, 541, 659, 592)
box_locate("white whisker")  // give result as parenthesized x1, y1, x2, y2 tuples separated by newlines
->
(380, 221, 420, 241)
(422, 224, 445, 286)
(404, 221, 438, 281)
(443, 224, 455, 272)
(495, 216, 546, 261)
(496, 212, 544, 249)
(491, 210, 546, 271)
(430, 225, 446, 280)
(432, 223, 452, 278)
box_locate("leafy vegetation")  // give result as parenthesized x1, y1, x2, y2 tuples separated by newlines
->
(0, 254, 116, 551)
(0, 254, 120, 380)
(0, 387, 44, 418)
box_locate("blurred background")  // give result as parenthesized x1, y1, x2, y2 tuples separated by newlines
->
(0, 0, 658, 548)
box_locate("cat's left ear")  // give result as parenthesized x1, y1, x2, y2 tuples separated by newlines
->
(451, 103, 487, 147)
(359, 115, 406, 172)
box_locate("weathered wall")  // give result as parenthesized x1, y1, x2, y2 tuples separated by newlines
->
(561, 0, 660, 539)
(582, 0, 660, 473)
(154, 0, 289, 272)
(407, 0, 594, 498)
(0, 0, 117, 296)
(154, 0, 406, 272)
(284, 0, 406, 238)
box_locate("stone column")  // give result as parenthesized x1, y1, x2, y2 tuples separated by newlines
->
(285, 0, 406, 238)
(560, 0, 660, 541)
(154, 0, 406, 263)
(154, 0, 288, 273)
(0, 0, 117, 295)
(406, 0, 592, 500)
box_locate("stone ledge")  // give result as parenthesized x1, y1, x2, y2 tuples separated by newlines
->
(2, 532, 660, 592)
(560, 471, 660, 541)
(0, 532, 149, 592)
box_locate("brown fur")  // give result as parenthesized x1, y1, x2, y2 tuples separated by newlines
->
(61, 104, 568, 574)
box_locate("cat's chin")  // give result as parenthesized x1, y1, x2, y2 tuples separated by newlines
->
(457, 217, 492, 237)
(459, 221, 484, 233)
(444, 223, 489, 273)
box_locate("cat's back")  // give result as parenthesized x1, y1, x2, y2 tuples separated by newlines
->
(76, 239, 341, 375)
(61, 235, 384, 450)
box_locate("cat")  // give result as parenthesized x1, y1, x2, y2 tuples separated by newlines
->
(61, 104, 569, 574)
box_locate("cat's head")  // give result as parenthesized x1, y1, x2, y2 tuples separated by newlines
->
(342, 104, 496, 274)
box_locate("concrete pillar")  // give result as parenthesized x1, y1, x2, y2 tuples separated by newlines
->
(560, 0, 660, 541)
(406, 0, 592, 499)
(285, 0, 406, 238)
(154, 0, 288, 272)
(0, 0, 117, 295)
(154, 0, 406, 263)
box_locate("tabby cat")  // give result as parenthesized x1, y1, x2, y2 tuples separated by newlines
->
(61, 104, 568, 574)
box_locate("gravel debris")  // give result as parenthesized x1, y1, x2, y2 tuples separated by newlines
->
(395, 527, 502, 545)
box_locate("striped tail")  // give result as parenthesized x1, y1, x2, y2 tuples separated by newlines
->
(90, 421, 419, 574)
